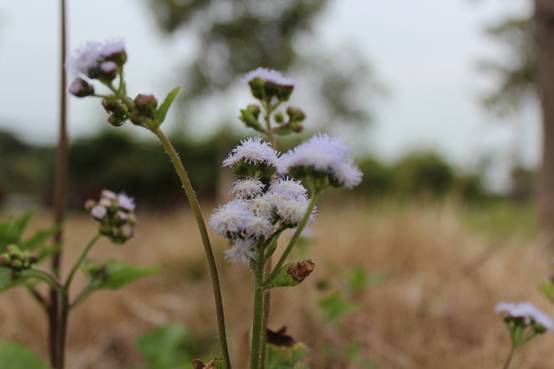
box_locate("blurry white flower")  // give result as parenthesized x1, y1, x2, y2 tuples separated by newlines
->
(495, 302, 554, 330)
(225, 239, 256, 265)
(245, 216, 274, 239)
(278, 134, 362, 189)
(66, 41, 102, 77)
(232, 178, 265, 199)
(209, 200, 252, 238)
(101, 39, 125, 58)
(117, 193, 135, 211)
(241, 67, 294, 86)
(223, 137, 279, 169)
(248, 194, 274, 219)
(91, 205, 107, 220)
(101, 189, 117, 200)
(269, 195, 313, 227)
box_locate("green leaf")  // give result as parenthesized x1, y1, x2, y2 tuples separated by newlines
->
(346, 267, 388, 294)
(0, 340, 51, 369)
(0, 268, 39, 292)
(318, 292, 356, 323)
(540, 282, 554, 304)
(0, 213, 33, 250)
(89, 260, 158, 290)
(156, 86, 182, 125)
(266, 343, 310, 369)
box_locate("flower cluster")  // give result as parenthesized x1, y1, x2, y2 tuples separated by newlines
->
(223, 137, 279, 179)
(279, 134, 363, 189)
(496, 302, 554, 331)
(85, 190, 136, 244)
(210, 175, 313, 265)
(0, 245, 37, 273)
(241, 67, 295, 102)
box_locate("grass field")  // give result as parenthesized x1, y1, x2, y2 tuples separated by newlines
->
(0, 200, 552, 369)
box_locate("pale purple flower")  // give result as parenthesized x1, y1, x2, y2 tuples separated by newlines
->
(101, 189, 117, 200)
(209, 200, 253, 238)
(91, 205, 107, 220)
(117, 193, 135, 211)
(495, 302, 554, 330)
(232, 179, 265, 199)
(101, 39, 125, 58)
(66, 41, 102, 77)
(223, 137, 279, 169)
(268, 178, 307, 201)
(100, 61, 118, 75)
(225, 239, 256, 265)
(245, 216, 274, 240)
(248, 194, 275, 219)
(278, 134, 362, 189)
(269, 196, 313, 227)
(241, 67, 294, 86)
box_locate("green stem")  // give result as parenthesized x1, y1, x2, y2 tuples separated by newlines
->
(70, 286, 94, 309)
(26, 285, 48, 310)
(260, 239, 277, 369)
(264, 191, 319, 286)
(153, 128, 232, 369)
(27, 269, 64, 292)
(64, 233, 101, 289)
(502, 348, 515, 369)
(250, 245, 266, 369)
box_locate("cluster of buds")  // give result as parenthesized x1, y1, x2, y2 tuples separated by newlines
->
(495, 302, 553, 348)
(0, 245, 37, 273)
(67, 40, 175, 131)
(85, 190, 137, 244)
(239, 68, 306, 136)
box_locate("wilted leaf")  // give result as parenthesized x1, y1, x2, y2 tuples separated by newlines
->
(266, 342, 310, 369)
(0, 340, 50, 369)
(267, 327, 296, 347)
(156, 86, 182, 125)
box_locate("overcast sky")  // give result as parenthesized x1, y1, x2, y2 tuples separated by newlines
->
(0, 0, 538, 187)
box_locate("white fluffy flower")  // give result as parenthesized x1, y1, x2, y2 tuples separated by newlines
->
(66, 41, 102, 77)
(248, 194, 274, 219)
(101, 189, 117, 200)
(223, 137, 279, 169)
(269, 195, 313, 227)
(232, 179, 265, 199)
(245, 216, 274, 239)
(209, 200, 252, 238)
(241, 67, 294, 86)
(117, 193, 135, 211)
(91, 205, 107, 220)
(495, 302, 554, 330)
(225, 239, 256, 265)
(269, 178, 307, 200)
(101, 39, 125, 57)
(278, 134, 362, 189)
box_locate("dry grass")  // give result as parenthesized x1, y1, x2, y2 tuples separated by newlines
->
(0, 202, 553, 369)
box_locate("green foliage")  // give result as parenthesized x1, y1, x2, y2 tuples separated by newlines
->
(0, 213, 57, 259)
(134, 324, 216, 369)
(156, 87, 182, 126)
(266, 343, 310, 369)
(318, 291, 356, 323)
(84, 260, 158, 290)
(345, 266, 387, 295)
(540, 282, 554, 304)
(0, 340, 50, 369)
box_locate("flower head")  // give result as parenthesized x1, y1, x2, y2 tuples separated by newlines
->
(279, 134, 362, 189)
(269, 178, 308, 201)
(241, 67, 294, 87)
(496, 302, 554, 330)
(101, 39, 125, 58)
(209, 200, 253, 239)
(224, 239, 256, 265)
(223, 137, 279, 174)
(117, 193, 135, 211)
(231, 178, 265, 199)
(66, 41, 102, 78)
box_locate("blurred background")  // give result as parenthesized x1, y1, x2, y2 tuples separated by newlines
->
(2, 1, 554, 369)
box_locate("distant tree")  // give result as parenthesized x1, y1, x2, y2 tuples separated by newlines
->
(147, 0, 382, 131)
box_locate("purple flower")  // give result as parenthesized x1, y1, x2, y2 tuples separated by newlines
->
(278, 134, 362, 189)
(268, 178, 307, 201)
(209, 200, 253, 238)
(241, 67, 294, 87)
(223, 137, 279, 169)
(90, 205, 107, 220)
(101, 39, 125, 58)
(117, 193, 135, 211)
(495, 302, 554, 330)
(66, 41, 102, 77)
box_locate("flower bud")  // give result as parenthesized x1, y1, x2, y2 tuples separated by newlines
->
(134, 94, 158, 117)
(239, 104, 263, 132)
(68, 78, 94, 98)
(265, 81, 294, 102)
(99, 61, 118, 81)
(274, 112, 285, 124)
(286, 106, 306, 122)
(248, 77, 265, 100)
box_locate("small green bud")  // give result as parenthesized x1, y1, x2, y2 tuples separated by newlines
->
(134, 94, 158, 117)
(239, 105, 263, 132)
(102, 96, 129, 120)
(248, 77, 265, 100)
(286, 106, 306, 122)
(274, 112, 285, 124)
(68, 78, 95, 98)
(265, 81, 294, 102)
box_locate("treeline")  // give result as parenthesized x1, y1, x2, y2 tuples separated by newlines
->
(0, 129, 504, 208)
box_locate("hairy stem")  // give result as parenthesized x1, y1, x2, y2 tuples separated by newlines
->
(64, 233, 101, 289)
(265, 191, 319, 286)
(250, 245, 266, 369)
(152, 128, 232, 369)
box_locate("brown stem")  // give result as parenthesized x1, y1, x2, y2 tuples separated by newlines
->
(49, 0, 68, 367)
